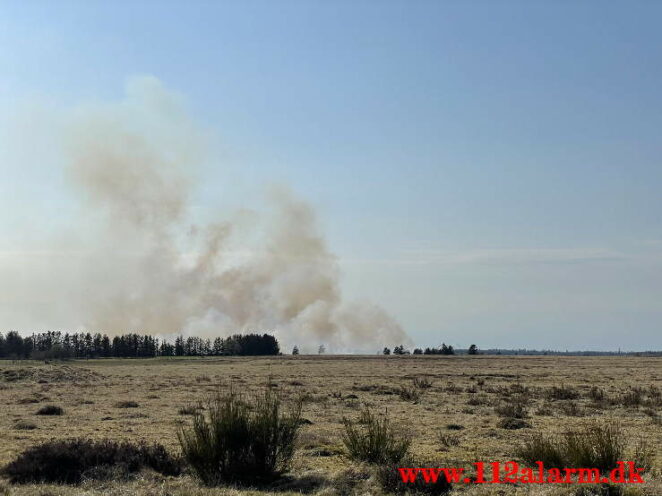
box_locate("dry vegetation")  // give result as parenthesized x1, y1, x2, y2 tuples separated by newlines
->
(0, 355, 660, 495)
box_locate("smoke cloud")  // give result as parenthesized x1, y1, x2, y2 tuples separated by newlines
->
(4, 76, 410, 352)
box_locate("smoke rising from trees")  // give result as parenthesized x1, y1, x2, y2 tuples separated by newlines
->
(3, 76, 410, 353)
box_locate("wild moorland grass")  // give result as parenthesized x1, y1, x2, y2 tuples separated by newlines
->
(517, 422, 626, 471)
(0, 355, 659, 495)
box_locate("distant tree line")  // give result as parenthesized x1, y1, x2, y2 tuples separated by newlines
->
(0, 331, 280, 359)
(383, 343, 459, 356)
(380, 345, 662, 357)
(479, 348, 662, 357)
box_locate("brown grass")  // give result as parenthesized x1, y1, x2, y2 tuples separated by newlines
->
(0, 355, 660, 495)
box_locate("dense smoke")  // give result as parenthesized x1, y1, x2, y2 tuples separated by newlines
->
(22, 76, 410, 352)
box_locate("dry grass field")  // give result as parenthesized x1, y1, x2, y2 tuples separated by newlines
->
(0, 355, 660, 496)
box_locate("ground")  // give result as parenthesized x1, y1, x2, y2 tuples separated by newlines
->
(0, 355, 660, 495)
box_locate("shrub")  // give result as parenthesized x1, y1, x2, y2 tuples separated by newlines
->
(328, 466, 373, 495)
(466, 394, 490, 406)
(647, 385, 661, 406)
(36, 405, 62, 416)
(398, 385, 422, 403)
(14, 420, 37, 431)
(444, 383, 462, 394)
(178, 388, 302, 485)
(412, 377, 433, 389)
(342, 407, 410, 464)
(534, 402, 554, 416)
(558, 401, 585, 417)
(617, 385, 662, 409)
(115, 401, 139, 408)
(497, 383, 530, 397)
(497, 417, 530, 430)
(517, 422, 625, 472)
(517, 433, 565, 468)
(588, 386, 606, 402)
(2, 439, 181, 484)
(564, 423, 624, 470)
(642, 408, 661, 426)
(178, 404, 199, 415)
(438, 433, 461, 448)
(631, 438, 654, 473)
(376, 457, 452, 495)
(619, 388, 644, 407)
(546, 385, 580, 401)
(495, 401, 528, 419)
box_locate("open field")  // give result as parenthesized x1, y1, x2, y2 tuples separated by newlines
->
(0, 355, 660, 495)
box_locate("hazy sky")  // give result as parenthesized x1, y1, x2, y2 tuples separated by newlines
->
(1, 1, 661, 350)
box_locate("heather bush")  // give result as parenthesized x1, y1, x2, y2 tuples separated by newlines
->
(546, 385, 580, 401)
(178, 388, 302, 485)
(13, 420, 37, 431)
(2, 439, 181, 484)
(495, 401, 528, 419)
(497, 417, 530, 430)
(35, 405, 62, 416)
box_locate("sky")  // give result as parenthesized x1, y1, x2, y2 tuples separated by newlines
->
(1, 0, 661, 350)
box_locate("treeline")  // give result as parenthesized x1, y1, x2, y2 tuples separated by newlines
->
(0, 331, 280, 359)
(481, 348, 662, 357)
(383, 343, 467, 355)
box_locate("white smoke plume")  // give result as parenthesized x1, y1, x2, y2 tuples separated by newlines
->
(7, 76, 410, 353)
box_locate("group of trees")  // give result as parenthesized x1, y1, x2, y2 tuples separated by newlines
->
(0, 331, 280, 360)
(383, 343, 479, 356)
(418, 343, 456, 355)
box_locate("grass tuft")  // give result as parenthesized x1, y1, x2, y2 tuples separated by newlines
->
(398, 384, 422, 403)
(517, 422, 626, 472)
(412, 376, 433, 389)
(341, 406, 410, 464)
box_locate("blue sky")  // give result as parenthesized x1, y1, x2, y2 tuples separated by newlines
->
(1, 0, 661, 350)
